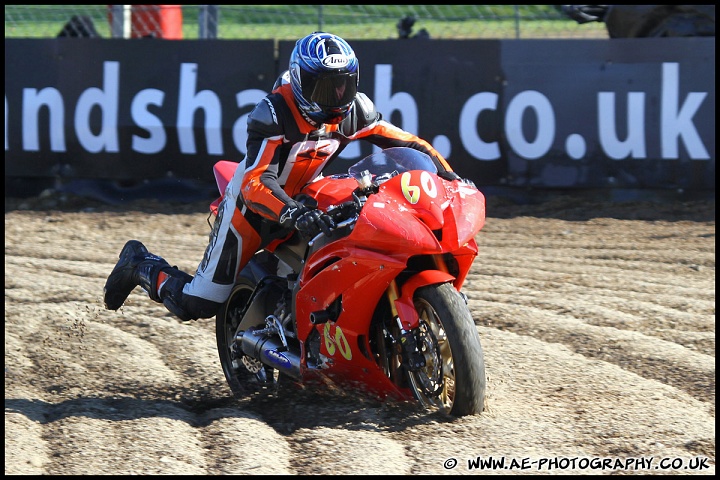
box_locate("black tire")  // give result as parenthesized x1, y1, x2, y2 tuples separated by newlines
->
(406, 283, 486, 416)
(215, 277, 264, 397)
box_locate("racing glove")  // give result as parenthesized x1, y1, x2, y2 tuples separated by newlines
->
(279, 204, 335, 239)
(438, 170, 461, 181)
(438, 170, 476, 188)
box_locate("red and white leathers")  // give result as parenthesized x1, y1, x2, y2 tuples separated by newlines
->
(174, 72, 456, 319)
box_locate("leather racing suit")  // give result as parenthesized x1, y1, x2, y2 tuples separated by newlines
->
(145, 73, 456, 321)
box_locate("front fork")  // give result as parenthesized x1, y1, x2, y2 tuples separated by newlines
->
(387, 280, 425, 371)
(386, 256, 456, 372)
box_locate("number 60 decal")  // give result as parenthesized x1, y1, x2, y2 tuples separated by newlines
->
(401, 171, 438, 204)
(323, 323, 352, 360)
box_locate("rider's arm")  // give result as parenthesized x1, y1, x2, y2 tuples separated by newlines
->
(345, 93, 456, 175)
(240, 97, 297, 222)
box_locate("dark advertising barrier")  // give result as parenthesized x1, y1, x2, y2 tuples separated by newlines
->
(5, 37, 715, 197)
(499, 39, 714, 190)
(4, 39, 276, 182)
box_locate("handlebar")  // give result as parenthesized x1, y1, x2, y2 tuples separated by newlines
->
(307, 198, 362, 246)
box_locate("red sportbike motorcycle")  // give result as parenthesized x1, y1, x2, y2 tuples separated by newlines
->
(212, 147, 487, 416)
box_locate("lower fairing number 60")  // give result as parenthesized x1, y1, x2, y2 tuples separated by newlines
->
(323, 323, 352, 360)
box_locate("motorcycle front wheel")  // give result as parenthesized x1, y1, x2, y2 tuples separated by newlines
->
(407, 283, 486, 416)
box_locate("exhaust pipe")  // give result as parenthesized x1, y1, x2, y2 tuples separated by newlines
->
(240, 328, 302, 380)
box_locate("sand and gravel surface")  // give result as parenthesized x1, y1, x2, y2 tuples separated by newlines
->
(5, 192, 714, 475)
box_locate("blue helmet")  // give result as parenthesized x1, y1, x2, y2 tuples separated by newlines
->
(289, 32, 359, 125)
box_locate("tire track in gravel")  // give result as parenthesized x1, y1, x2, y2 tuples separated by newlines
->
(466, 215, 715, 410)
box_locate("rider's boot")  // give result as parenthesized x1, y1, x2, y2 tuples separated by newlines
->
(103, 240, 172, 310)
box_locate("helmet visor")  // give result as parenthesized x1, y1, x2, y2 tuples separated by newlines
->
(301, 71, 358, 109)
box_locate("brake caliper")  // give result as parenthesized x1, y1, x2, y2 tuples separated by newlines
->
(399, 328, 426, 371)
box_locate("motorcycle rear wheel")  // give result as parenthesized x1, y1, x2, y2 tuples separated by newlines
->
(216, 278, 280, 397)
(407, 283, 486, 416)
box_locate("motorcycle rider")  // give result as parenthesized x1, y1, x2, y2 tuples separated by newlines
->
(103, 32, 462, 321)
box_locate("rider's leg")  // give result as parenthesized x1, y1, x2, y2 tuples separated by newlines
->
(103, 165, 263, 320)
(175, 196, 264, 320)
(102, 239, 211, 320)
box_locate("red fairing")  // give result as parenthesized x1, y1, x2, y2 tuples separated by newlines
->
(210, 160, 239, 215)
(320, 172, 485, 256)
(301, 175, 358, 210)
(293, 170, 485, 397)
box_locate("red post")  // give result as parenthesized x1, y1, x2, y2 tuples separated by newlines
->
(131, 5, 183, 39)
(108, 5, 183, 39)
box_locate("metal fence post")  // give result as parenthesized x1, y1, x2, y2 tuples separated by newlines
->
(109, 5, 132, 39)
(199, 5, 219, 39)
(318, 6, 324, 32)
